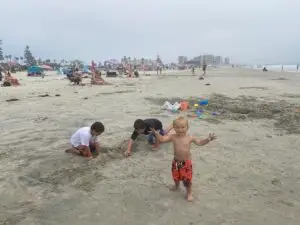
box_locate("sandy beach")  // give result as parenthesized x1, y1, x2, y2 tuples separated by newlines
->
(1, 68, 300, 225)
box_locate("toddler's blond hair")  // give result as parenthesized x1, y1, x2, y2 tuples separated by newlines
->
(173, 116, 189, 128)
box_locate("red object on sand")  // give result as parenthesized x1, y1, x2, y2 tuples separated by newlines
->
(180, 101, 189, 111)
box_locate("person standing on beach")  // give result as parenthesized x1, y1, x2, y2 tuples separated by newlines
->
(152, 116, 216, 201)
(203, 63, 207, 76)
(191, 66, 195, 75)
(199, 63, 207, 80)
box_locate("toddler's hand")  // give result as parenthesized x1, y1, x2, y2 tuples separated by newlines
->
(208, 133, 217, 141)
(124, 150, 132, 157)
(150, 128, 156, 133)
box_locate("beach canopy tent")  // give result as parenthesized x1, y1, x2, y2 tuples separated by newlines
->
(62, 67, 73, 76)
(82, 65, 91, 74)
(27, 66, 43, 76)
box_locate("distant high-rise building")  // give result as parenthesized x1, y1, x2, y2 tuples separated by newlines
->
(202, 54, 214, 65)
(214, 56, 222, 65)
(224, 57, 230, 65)
(178, 56, 188, 64)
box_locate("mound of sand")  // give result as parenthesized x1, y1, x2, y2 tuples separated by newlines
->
(145, 94, 300, 134)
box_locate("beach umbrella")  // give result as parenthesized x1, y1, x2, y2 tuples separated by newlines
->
(40, 65, 53, 70)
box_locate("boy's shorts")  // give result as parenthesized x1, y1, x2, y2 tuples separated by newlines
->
(148, 129, 165, 145)
(171, 159, 193, 187)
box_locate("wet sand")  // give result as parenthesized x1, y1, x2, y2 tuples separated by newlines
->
(0, 68, 300, 225)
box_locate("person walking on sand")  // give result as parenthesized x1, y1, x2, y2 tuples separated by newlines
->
(152, 116, 216, 201)
(156, 65, 163, 77)
(203, 63, 207, 76)
(199, 63, 207, 80)
(192, 66, 195, 76)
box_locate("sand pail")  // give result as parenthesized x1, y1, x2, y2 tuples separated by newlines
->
(180, 101, 189, 111)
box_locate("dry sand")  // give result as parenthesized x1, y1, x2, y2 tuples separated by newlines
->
(0, 68, 300, 225)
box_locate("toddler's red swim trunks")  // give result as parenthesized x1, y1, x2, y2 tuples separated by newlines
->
(171, 159, 192, 187)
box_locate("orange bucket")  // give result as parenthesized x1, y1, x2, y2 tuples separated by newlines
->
(180, 101, 189, 111)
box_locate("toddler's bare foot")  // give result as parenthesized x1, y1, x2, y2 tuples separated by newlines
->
(187, 193, 193, 202)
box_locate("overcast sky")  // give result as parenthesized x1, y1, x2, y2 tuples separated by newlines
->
(0, 0, 299, 64)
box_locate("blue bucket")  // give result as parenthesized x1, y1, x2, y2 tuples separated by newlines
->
(199, 99, 208, 105)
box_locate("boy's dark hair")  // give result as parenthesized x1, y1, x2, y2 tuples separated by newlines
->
(91, 122, 105, 133)
(133, 119, 145, 130)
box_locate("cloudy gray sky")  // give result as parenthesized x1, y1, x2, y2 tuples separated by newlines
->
(0, 0, 299, 64)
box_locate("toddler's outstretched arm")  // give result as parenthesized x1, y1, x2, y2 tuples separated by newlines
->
(164, 124, 174, 135)
(192, 133, 217, 146)
(152, 128, 172, 143)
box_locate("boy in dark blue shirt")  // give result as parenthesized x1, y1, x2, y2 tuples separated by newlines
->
(124, 118, 172, 157)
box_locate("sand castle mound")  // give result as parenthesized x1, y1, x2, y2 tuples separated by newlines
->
(145, 94, 300, 134)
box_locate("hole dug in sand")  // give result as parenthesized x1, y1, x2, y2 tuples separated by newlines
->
(21, 142, 128, 193)
(6, 98, 20, 102)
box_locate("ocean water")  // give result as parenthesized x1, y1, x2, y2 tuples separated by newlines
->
(253, 64, 299, 73)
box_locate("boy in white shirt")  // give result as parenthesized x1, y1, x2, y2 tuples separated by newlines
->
(66, 122, 105, 158)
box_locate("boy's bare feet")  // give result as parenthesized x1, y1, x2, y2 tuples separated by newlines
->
(152, 144, 159, 150)
(65, 148, 80, 154)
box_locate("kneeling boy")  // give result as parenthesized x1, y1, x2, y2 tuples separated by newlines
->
(67, 122, 105, 158)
